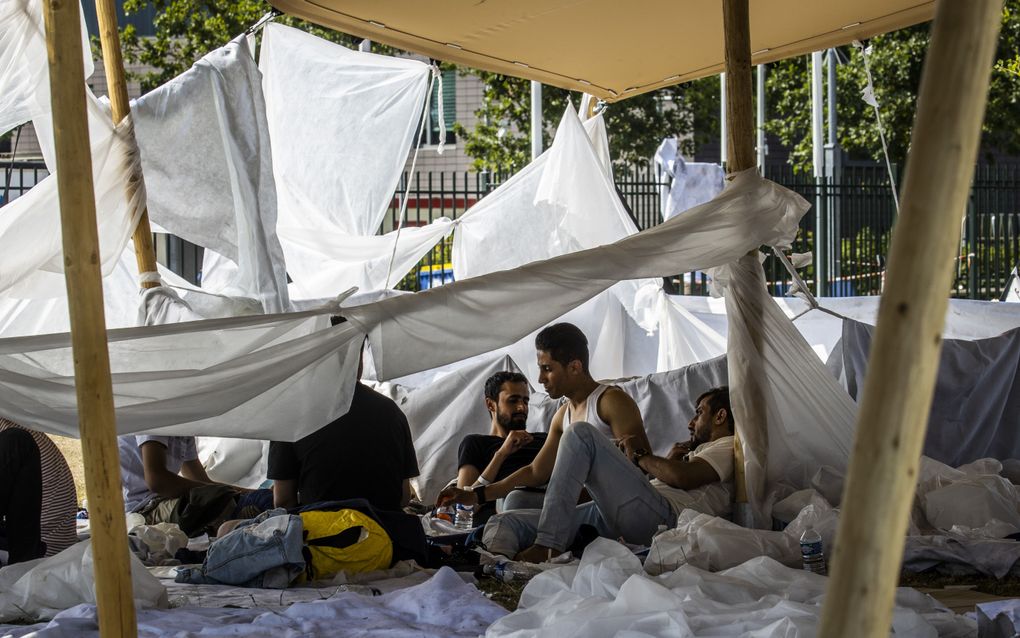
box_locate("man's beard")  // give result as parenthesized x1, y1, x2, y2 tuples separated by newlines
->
(498, 412, 528, 431)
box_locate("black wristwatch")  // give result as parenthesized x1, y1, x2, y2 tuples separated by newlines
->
(631, 448, 649, 468)
(473, 484, 488, 504)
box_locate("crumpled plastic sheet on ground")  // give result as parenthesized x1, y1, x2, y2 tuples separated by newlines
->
(487, 538, 975, 638)
(0, 540, 167, 623)
(0, 567, 505, 638)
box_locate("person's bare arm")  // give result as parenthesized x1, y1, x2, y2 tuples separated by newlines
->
(273, 479, 298, 509)
(439, 407, 565, 506)
(140, 442, 210, 499)
(456, 465, 481, 489)
(637, 455, 721, 490)
(179, 458, 215, 484)
(459, 430, 534, 488)
(598, 387, 652, 452)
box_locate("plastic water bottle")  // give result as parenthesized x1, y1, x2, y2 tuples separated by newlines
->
(454, 503, 474, 530)
(799, 527, 827, 575)
(483, 561, 521, 582)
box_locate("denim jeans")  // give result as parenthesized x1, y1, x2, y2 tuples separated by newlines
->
(176, 508, 305, 588)
(482, 422, 675, 557)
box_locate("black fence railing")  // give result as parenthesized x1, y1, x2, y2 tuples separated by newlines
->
(3, 160, 1018, 300)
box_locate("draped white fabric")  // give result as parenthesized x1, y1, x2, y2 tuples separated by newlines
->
(453, 108, 638, 281)
(260, 23, 430, 238)
(0, 0, 92, 136)
(717, 257, 857, 526)
(346, 169, 809, 380)
(132, 37, 289, 313)
(0, 310, 363, 440)
(0, 95, 144, 298)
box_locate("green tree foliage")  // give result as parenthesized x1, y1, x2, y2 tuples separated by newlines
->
(453, 70, 720, 172)
(765, 5, 1020, 173)
(116, 0, 370, 93)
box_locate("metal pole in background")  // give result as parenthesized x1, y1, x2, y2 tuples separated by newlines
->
(811, 50, 827, 295)
(720, 73, 728, 166)
(531, 80, 543, 160)
(756, 64, 766, 172)
(827, 48, 840, 288)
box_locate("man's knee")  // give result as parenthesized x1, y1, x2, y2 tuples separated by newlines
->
(563, 421, 599, 446)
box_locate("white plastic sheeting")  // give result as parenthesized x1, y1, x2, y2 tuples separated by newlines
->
(653, 138, 726, 221)
(0, 566, 505, 636)
(346, 169, 809, 381)
(486, 537, 974, 637)
(715, 256, 857, 526)
(0, 540, 167, 622)
(0, 93, 143, 298)
(0, 310, 363, 440)
(261, 23, 429, 238)
(838, 320, 1020, 466)
(133, 36, 289, 313)
(0, 0, 92, 137)
(257, 23, 446, 299)
(453, 108, 638, 280)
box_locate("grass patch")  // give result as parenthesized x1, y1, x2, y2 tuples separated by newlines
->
(476, 575, 528, 611)
(47, 434, 86, 506)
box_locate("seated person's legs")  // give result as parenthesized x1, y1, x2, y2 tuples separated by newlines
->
(483, 502, 605, 559)
(500, 488, 546, 512)
(0, 429, 45, 564)
(529, 422, 673, 556)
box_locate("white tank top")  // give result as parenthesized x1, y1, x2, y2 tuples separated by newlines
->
(565, 384, 614, 439)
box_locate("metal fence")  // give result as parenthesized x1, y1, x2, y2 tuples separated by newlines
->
(3, 159, 1018, 300)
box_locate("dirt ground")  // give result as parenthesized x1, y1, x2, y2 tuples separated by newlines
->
(48, 434, 86, 506)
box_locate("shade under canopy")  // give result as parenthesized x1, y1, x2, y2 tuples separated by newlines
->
(270, 0, 934, 101)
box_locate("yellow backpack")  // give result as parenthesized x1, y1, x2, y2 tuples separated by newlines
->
(299, 508, 393, 581)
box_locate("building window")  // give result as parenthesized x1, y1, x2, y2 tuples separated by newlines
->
(422, 69, 457, 146)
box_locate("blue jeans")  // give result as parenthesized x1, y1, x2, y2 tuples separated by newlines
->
(482, 422, 675, 556)
(176, 508, 305, 588)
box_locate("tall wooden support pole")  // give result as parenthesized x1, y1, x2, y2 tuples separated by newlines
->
(818, 2, 1002, 636)
(95, 0, 159, 288)
(42, 1, 138, 637)
(722, 0, 758, 511)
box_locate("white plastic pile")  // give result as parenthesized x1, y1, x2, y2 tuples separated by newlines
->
(485, 538, 975, 637)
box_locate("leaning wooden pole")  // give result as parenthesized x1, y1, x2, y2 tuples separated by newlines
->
(94, 0, 159, 288)
(722, 0, 760, 516)
(42, 1, 138, 637)
(818, 2, 1003, 636)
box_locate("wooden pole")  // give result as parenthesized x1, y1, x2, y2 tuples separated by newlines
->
(818, 1, 1002, 636)
(722, 0, 758, 509)
(94, 0, 159, 288)
(42, 1, 138, 636)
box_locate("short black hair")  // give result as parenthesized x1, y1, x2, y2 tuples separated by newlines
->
(484, 371, 528, 402)
(695, 387, 734, 431)
(535, 323, 589, 370)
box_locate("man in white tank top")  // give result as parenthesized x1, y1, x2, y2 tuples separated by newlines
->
(437, 324, 654, 542)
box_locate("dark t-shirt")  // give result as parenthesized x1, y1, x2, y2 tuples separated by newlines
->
(268, 383, 419, 512)
(457, 432, 548, 483)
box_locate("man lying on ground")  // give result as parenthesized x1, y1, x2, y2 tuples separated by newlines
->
(436, 322, 655, 549)
(119, 433, 272, 538)
(455, 371, 547, 522)
(0, 419, 77, 564)
(441, 386, 736, 562)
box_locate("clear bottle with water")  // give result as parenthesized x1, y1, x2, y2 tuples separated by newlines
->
(799, 527, 827, 575)
(454, 503, 474, 530)
(483, 561, 525, 582)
